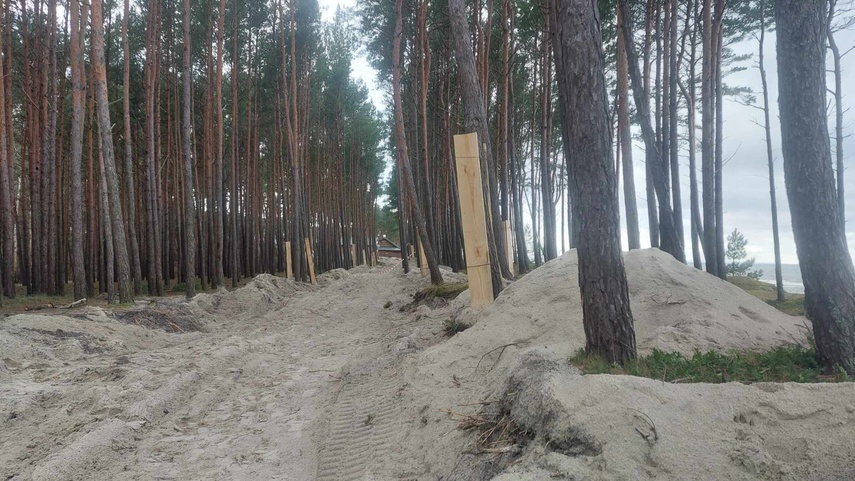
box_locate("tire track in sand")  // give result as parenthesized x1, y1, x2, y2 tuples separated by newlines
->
(316, 372, 402, 481)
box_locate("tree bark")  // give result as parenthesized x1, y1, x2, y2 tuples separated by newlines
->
(69, 0, 87, 300)
(182, 0, 196, 298)
(448, 0, 512, 294)
(776, 0, 855, 375)
(123, 0, 142, 295)
(92, 0, 133, 303)
(758, 0, 785, 303)
(393, 0, 443, 285)
(618, 0, 685, 263)
(0, 14, 13, 298)
(616, 2, 640, 251)
(551, 0, 636, 364)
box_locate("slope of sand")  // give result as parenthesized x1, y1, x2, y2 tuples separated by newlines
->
(2, 249, 853, 481)
(399, 249, 855, 481)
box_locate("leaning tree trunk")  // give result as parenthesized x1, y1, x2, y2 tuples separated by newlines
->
(182, 0, 196, 298)
(618, 0, 685, 264)
(776, 0, 855, 375)
(551, 0, 636, 364)
(92, 0, 133, 304)
(393, 0, 443, 285)
(448, 0, 513, 294)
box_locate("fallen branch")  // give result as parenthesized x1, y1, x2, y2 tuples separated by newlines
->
(60, 298, 87, 309)
(470, 342, 523, 377)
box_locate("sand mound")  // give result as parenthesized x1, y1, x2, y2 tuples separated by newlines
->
(489, 349, 855, 481)
(398, 249, 855, 481)
(186, 273, 303, 324)
(438, 249, 806, 372)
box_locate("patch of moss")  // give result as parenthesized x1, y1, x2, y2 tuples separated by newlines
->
(414, 282, 469, 302)
(570, 346, 849, 384)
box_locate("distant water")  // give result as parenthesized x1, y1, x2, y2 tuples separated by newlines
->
(753, 263, 804, 294)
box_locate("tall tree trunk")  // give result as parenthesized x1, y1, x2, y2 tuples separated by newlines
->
(0, 10, 12, 299)
(713, 0, 726, 278)
(393, 0, 443, 285)
(668, 0, 683, 257)
(182, 0, 196, 298)
(214, 0, 226, 287)
(618, 0, 685, 263)
(758, 0, 784, 303)
(828, 0, 847, 237)
(776, 0, 855, 375)
(701, 0, 717, 276)
(448, 0, 511, 296)
(123, 0, 142, 294)
(92, 0, 133, 303)
(616, 2, 640, 250)
(99, 151, 115, 304)
(69, 0, 87, 300)
(551, 0, 636, 364)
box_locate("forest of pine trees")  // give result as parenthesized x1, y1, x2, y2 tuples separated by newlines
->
(0, 0, 852, 373)
(0, 0, 385, 301)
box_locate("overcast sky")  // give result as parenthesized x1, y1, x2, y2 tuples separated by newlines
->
(320, 0, 855, 265)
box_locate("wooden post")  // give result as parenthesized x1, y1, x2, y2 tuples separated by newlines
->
(407, 244, 414, 259)
(418, 239, 428, 277)
(304, 238, 317, 285)
(350, 244, 357, 267)
(363, 249, 368, 266)
(285, 241, 293, 279)
(503, 220, 515, 275)
(453, 133, 494, 308)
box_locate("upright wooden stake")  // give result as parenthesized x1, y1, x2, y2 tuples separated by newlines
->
(503, 220, 515, 275)
(454, 133, 494, 308)
(304, 238, 316, 284)
(350, 243, 357, 267)
(285, 240, 293, 279)
(418, 239, 428, 277)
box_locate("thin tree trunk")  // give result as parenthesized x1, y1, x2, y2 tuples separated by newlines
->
(617, 2, 640, 250)
(828, 0, 847, 237)
(393, 0, 443, 285)
(618, 0, 685, 263)
(448, 0, 511, 296)
(92, 0, 133, 303)
(758, 0, 785, 303)
(123, 0, 142, 294)
(182, 0, 196, 298)
(701, 0, 717, 276)
(69, 0, 87, 300)
(0, 14, 10, 298)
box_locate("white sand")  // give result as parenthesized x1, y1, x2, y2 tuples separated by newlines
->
(1, 249, 853, 481)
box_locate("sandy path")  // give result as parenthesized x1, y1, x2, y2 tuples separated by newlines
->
(2, 263, 430, 481)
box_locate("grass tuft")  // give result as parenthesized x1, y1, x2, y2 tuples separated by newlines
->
(569, 345, 850, 384)
(443, 318, 471, 336)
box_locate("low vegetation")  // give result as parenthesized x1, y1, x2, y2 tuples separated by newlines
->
(570, 345, 850, 384)
(728, 275, 805, 316)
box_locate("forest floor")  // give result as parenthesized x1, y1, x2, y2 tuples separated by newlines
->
(2, 251, 855, 481)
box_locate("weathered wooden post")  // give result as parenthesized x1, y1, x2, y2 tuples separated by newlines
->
(285, 241, 293, 279)
(418, 239, 428, 277)
(453, 133, 494, 308)
(350, 244, 357, 267)
(503, 220, 515, 275)
(304, 238, 317, 285)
